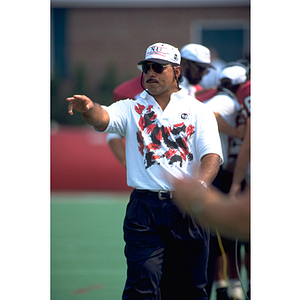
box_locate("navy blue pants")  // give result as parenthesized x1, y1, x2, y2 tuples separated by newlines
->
(122, 189, 210, 300)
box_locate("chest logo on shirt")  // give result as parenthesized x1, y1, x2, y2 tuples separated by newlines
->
(181, 112, 190, 120)
(135, 103, 195, 169)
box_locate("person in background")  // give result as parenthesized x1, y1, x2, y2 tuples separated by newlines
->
(200, 48, 226, 90)
(229, 78, 251, 300)
(180, 43, 216, 98)
(203, 63, 249, 300)
(229, 79, 250, 199)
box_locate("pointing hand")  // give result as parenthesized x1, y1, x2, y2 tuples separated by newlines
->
(66, 95, 94, 115)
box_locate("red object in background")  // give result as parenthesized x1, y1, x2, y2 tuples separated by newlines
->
(196, 88, 217, 102)
(51, 126, 131, 192)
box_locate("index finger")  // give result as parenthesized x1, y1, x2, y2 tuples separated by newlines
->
(68, 100, 75, 115)
(66, 95, 84, 101)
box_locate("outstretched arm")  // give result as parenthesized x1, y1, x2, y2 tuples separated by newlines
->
(66, 95, 110, 132)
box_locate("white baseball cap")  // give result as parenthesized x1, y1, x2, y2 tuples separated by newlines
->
(180, 44, 215, 69)
(138, 42, 181, 65)
(219, 65, 247, 85)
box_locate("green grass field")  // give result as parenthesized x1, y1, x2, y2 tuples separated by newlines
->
(51, 192, 248, 300)
(51, 192, 130, 300)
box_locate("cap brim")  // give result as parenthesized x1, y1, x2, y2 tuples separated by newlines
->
(198, 62, 216, 70)
(183, 58, 216, 70)
(138, 58, 179, 65)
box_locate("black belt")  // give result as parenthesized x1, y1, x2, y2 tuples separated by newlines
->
(135, 189, 173, 200)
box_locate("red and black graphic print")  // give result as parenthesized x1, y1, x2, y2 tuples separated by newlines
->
(135, 103, 195, 169)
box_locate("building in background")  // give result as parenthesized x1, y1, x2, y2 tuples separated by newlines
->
(51, 0, 250, 124)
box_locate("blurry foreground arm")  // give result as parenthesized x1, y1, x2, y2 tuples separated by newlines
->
(172, 177, 250, 242)
(67, 95, 109, 131)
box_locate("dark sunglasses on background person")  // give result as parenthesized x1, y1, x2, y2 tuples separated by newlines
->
(142, 62, 170, 74)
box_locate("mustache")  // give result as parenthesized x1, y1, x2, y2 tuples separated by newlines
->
(146, 78, 159, 83)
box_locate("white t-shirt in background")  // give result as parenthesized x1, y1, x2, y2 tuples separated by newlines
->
(204, 90, 240, 168)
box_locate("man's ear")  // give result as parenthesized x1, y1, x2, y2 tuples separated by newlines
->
(174, 65, 181, 78)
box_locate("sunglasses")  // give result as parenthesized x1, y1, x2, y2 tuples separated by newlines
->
(142, 62, 170, 74)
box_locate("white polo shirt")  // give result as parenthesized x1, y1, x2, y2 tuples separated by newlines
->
(98, 89, 223, 191)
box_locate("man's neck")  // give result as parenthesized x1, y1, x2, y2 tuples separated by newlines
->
(152, 88, 180, 111)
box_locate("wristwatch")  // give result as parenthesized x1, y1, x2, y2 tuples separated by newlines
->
(198, 180, 207, 188)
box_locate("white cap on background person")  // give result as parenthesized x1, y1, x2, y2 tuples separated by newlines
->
(219, 65, 247, 85)
(180, 44, 215, 69)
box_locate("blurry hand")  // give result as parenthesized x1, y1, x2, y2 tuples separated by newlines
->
(66, 95, 94, 115)
(172, 177, 209, 215)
